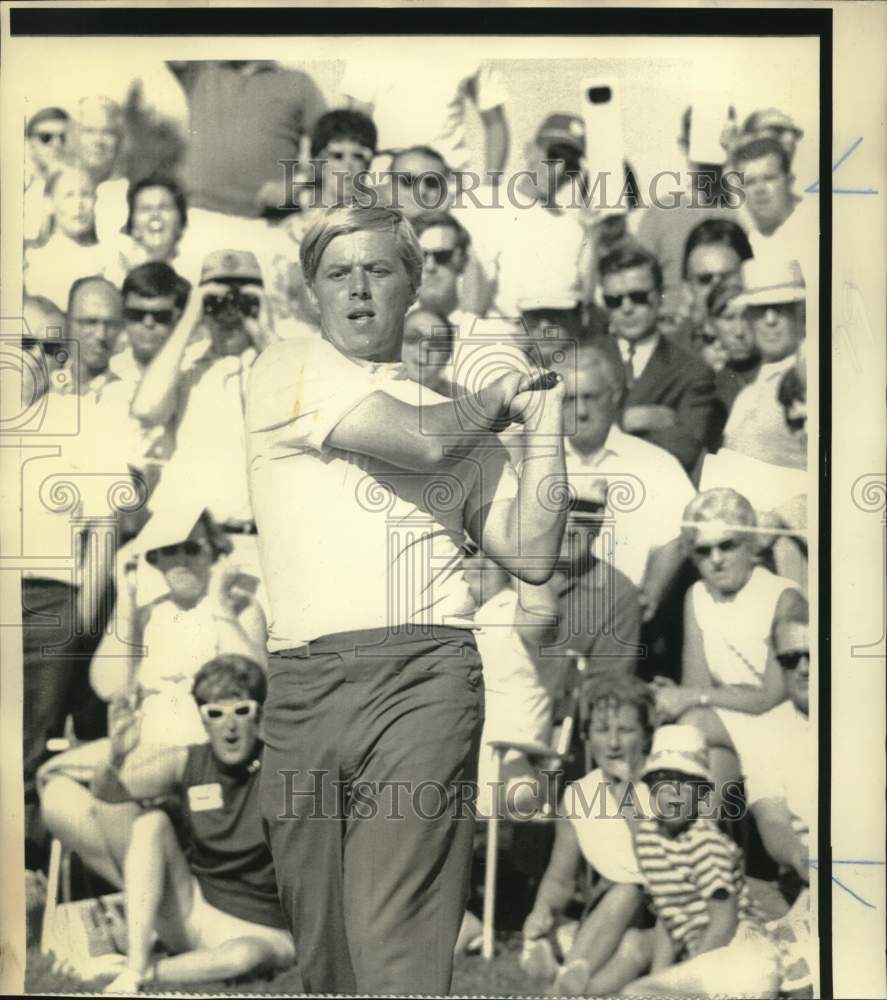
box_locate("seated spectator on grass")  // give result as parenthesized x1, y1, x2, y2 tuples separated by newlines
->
(42, 655, 295, 992)
(619, 725, 781, 999)
(599, 245, 719, 473)
(520, 675, 654, 995)
(654, 488, 805, 802)
(722, 258, 806, 470)
(24, 165, 106, 311)
(104, 175, 198, 288)
(24, 107, 70, 243)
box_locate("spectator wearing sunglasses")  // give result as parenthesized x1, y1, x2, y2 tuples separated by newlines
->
(682, 219, 753, 328)
(24, 107, 70, 243)
(83, 263, 191, 496)
(41, 655, 294, 992)
(132, 249, 276, 553)
(24, 165, 106, 312)
(722, 258, 807, 470)
(654, 488, 806, 804)
(599, 245, 719, 474)
(739, 598, 812, 886)
(90, 508, 267, 749)
(619, 725, 780, 999)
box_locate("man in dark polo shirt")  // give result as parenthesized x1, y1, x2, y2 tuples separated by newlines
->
(246, 203, 569, 994)
(90, 655, 294, 992)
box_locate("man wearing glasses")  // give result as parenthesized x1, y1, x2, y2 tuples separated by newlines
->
(80, 654, 295, 991)
(24, 107, 70, 242)
(599, 245, 718, 474)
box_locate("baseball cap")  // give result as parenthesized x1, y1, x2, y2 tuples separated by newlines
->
(742, 108, 803, 139)
(200, 249, 263, 285)
(535, 113, 586, 156)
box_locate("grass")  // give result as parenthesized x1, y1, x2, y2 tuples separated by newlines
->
(25, 935, 541, 997)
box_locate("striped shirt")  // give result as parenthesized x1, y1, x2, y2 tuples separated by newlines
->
(634, 817, 763, 954)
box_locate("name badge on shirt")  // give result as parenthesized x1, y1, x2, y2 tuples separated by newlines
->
(188, 783, 224, 812)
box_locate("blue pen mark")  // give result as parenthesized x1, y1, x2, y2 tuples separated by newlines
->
(806, 137, 879, 195)
(809, 858, 885, 908)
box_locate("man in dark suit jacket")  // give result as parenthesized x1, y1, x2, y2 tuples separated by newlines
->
(598, 245, 719, 473)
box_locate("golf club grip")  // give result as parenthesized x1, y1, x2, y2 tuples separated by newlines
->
(525, 370, 562, 391)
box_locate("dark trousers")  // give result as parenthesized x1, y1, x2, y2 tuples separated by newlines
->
(260, 626, 484, 995)
(23, 579, 108, 866)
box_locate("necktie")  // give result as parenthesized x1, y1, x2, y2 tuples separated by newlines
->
(625, 343, 637, 388)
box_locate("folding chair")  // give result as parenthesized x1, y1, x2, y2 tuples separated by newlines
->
(480, 654, 592, 959)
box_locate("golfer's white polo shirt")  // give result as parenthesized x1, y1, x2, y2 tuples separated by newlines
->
(246, 336, 518, 651)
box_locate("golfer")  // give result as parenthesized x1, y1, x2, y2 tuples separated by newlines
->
(245, 203, 567, 994)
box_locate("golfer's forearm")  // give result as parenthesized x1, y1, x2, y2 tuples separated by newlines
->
(499, 435, 567, 583)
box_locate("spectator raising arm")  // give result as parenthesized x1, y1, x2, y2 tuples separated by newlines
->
(480, 105, 510, 177)
(130, 282, 224, 426)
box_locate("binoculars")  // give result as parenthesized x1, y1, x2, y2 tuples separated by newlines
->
(203, 289, 260, 320)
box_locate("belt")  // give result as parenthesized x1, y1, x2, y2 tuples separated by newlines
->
(221, 520, 258, 535)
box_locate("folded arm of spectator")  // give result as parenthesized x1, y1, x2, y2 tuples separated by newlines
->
(752, 797, 809, 884)
(523, 815, 583, 938)
(632, 370, 717, 472)
(91, 740, 187, 804)
(639, 536, 686, 623)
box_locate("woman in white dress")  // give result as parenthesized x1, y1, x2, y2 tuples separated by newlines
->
(654, 488, 806, 794)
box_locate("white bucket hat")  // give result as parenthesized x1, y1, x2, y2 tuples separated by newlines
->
(641, 725, 712, 783)
(734, 258, 806, 308)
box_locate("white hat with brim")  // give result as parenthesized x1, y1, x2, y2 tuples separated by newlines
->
(130, 495, 212, 557)
(734, 258, 806, 308)
(641, 724, 713, 783)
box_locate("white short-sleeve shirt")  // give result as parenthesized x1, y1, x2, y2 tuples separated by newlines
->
(565, 425, 696, 589)
(246, 336, 518, 649)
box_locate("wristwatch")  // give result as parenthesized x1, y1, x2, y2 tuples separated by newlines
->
(697, 691, 711, 708)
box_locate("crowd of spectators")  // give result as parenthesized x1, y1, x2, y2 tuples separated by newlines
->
(19, 58, 813, 996)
